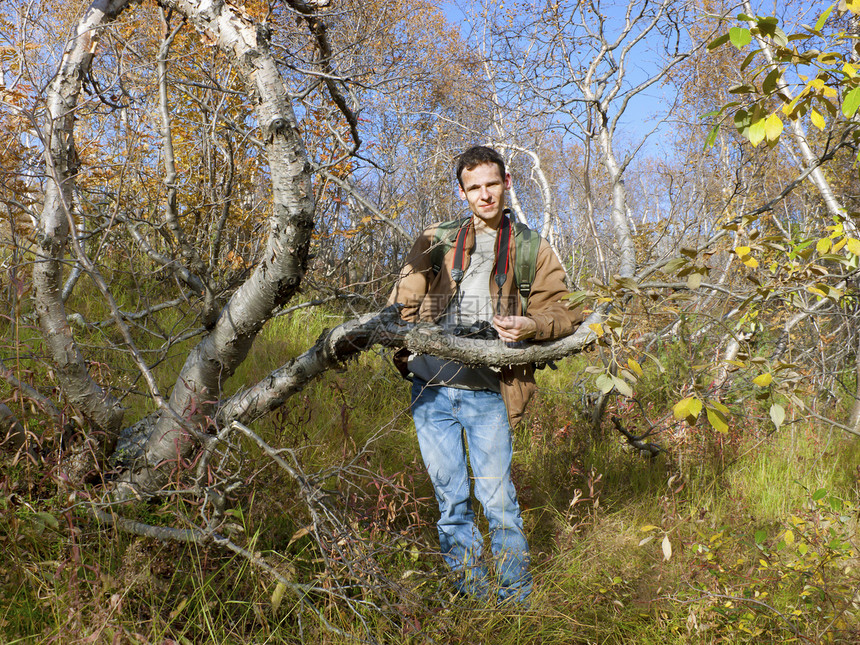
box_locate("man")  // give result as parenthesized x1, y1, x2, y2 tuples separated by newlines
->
(388, 146, 581, 603)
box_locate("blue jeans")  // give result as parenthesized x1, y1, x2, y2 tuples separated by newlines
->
(411, 379, 532, 602)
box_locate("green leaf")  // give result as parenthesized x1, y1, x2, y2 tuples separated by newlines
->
(643, 351, 665, 373)
(615, 277, 640, 292)
(729, 27, 752, 49)
(662, 257, 688, 273)
(708, 399, 729, 415)
(708, 33, 730, 50)
(754, 529, 767, 543)
(740, 50, 759, 72)
(596, 373, 614, 394)
(729, 83, 756, 94)
(769, 403, 785, 428)
(564, 290, 591, 306)
(772, 26, 788, 47)
(704, 122, 719, 148)
(748, 117, 766, 146)
(706, 406, 729, 433)
(814, 4, 835, 32)
(611, 375, 633, 398)
(812, 488, 828, 501)
(762, 68, 781, 94)
(842, 87, 860, 118)
(36, 512, 59, 530)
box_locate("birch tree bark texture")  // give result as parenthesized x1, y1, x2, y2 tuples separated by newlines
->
(33, 0, 316, 492)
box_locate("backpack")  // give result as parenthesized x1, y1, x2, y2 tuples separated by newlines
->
(428, 215, 542, 315)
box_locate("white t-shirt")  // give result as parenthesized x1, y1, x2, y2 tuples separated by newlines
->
(409, 229, 501, 391)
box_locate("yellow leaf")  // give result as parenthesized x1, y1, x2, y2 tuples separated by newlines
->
(169, 597, 189, 620)
(271, 582, 287, 613)
(753, 373, 773, 387)
(846, 238, 860, 256)
(782, 95, 800, 115)
(833, 237, 847, 252)
(687, 272, 703, 290)
(784, 530, 795, 545)
(845, 63, 857, 78)
(628, 358, 644, 377)
(810, 109, 826, 130)
(734, 246, 751, 255)
(706, 406, 729, 434)
(673, 396, 702, 421)
(288, 525, 313, 547)
(640, 525, 660, 532)
(816, 237, 832, 254)
(742, 256, 759, 268)
(709, 400, 730, 414)
(764, 113, 784, 141)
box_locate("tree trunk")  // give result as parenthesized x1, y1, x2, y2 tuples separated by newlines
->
(32, 0, 131, 479)
(118, 0, 316, 494)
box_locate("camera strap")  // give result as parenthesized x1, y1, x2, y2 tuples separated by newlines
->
(448, 214, 513, 319)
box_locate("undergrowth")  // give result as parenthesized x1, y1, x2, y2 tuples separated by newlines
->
(1, 306, 858, 643)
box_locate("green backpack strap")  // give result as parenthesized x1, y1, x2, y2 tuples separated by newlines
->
(512, 222, 541, 315)
(429, 218, 471, 276)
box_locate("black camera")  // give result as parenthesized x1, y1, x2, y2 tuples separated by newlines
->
(452, 320, 498, 340)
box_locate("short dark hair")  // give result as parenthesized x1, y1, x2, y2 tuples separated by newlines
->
(455, 146, 506, 187)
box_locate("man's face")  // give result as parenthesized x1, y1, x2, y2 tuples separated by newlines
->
(458, 162, 511, 230)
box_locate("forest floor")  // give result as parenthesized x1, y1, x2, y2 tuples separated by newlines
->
(1, 307, 859, 644)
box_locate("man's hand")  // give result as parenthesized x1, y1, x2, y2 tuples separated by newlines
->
(492, 315, 537, 343)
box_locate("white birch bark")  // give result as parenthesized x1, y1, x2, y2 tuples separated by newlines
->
(30, 0, 317, 492)
(119, 0, 317, 493)
(32, 0, 131, 456)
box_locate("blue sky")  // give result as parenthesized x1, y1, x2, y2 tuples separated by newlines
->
(439, 0, 688, 155)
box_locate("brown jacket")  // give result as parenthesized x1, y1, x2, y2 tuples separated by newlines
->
(388, 219, 583, 427)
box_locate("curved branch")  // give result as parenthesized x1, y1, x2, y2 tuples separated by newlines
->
(218, 306, 601, 425)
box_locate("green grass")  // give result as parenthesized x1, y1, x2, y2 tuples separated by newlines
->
(1, 304, 859, 644)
